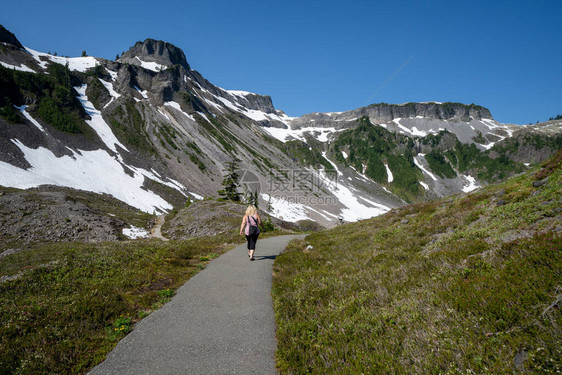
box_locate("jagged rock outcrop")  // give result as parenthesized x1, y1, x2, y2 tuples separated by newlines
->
(293, 102, 492, 129)
(361, 102, 492, 121)
(119, 39, 191, 70)
(228, 92, 277, 114)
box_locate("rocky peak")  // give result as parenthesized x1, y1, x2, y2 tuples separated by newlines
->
(229, 91, 277, 114)
(120, 39, 190, 71)
(0, 25, 24, 50)
(361, 102, 493, 122)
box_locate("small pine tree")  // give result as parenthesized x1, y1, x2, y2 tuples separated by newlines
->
(218, 158, 241, 201)
(244, 190, 259, 208)
(115, 54, 120, 60)
(81, 50, 87, 57)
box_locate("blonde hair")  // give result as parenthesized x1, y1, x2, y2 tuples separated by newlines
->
(245, 205, 257, 216)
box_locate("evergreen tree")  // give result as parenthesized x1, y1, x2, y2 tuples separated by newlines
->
(115, 54, 120, 61)
(81, 50, 87, 57)
(244, 190, 259, 208)
(218, 158, 241, 201)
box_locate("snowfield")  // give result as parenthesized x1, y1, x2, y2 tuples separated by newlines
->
(260, 193, 312, 222)
(99, 79, 121, 108)
(0, 61, 36, 73)
(25, 47, 99, 72)
(123, 226, 150, 239)
(227, 90, 253, 97)
(262, 125, 339, 143)
(321, 153, 390, 221)
(74, 85, 128, 153)
(0, 85, 191, 214)
(164, 101, 196, 121)
(0, 140, 173, 213)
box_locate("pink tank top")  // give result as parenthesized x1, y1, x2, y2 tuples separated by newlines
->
(244, 215, 258, 236)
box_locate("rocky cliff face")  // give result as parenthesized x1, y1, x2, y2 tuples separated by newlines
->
(119, 39, 191, 70)
(365, 102, 492, 121)
(292, 102, 492, 129)
(0, 25, 24, 49)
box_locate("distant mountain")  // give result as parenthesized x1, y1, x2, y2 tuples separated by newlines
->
(1, 25, 560, 233)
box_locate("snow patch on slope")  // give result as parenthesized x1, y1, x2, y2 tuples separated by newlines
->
(208, 92, 294, 125)
(14, 105, 44, 132)
(384, 163, 393, 183)
(25, 47, 49, 69)
(227, 90, 253, 97)
(74, 85, 128, 153)
(413, 154, 437, 181)
(99, 79, 121, 108)
(461, 175, 480, 192)
(392, 118, 429, 137)
(164, 101, 195, 121)
(0, 61, 36, 73)
(26, 47, 98, 72)
(261, 193, 311, 222)
(321, 152, 390, 221)
(262, 126, 338, 143)
(123, 226, 150, 239)
(134, 86, 148, 99)
(135, 57, 168, 72)
(0, 140, 173, 213)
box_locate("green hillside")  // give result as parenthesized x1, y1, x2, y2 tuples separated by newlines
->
(331, 116, 422, 201)
(273, 151, 562, 374)
(329, 116, 561, 203)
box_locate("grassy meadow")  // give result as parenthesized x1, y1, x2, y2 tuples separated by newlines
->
(0, 231, 248, 374)
(273, 152, 561, 374)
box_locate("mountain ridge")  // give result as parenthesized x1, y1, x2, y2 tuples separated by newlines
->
(1, 25, 560, 230)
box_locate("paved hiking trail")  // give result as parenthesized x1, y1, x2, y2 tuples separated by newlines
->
(89, 235, 303, 375)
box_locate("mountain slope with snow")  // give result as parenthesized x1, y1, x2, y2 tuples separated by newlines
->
(1, 25, 560, 228)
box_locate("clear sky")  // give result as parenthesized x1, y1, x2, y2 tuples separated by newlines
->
(2, 0, 561, 124)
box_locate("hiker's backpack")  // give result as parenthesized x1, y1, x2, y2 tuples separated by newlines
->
(247, 215, 259, 236)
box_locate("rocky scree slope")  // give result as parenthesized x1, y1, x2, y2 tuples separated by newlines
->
(0, 185, 154, 255)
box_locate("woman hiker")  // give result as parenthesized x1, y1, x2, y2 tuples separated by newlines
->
(240, 205, 261, 261)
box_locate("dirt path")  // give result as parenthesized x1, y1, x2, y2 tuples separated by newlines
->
(150, 215, 168, 241)
(88, 234, 304, 375)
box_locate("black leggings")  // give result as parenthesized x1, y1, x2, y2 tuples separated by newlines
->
(246, 233, 259, 250)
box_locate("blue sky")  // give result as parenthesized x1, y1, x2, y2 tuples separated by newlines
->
(2, 0, 561, 124)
